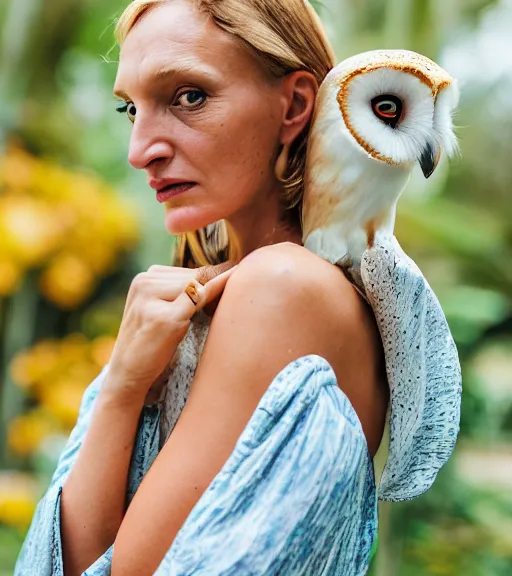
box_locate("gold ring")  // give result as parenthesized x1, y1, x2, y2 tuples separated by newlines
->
(184, 280, 201, 306)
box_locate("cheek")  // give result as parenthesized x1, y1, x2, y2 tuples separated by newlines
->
(164, 95, 281, 234)
(208, 103, 280, 192)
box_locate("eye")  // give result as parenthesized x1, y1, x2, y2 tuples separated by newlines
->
(371, 95, 403, 129)
(174, 89, 207, 110)
(116, 102, 136, 123)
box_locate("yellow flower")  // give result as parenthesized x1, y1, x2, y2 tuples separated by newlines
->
(0, 148, 36, 192)
(0, 472, 38, 531)
(0, 495, 36, 530)
(39, 253, 96, 309)
(101, 196, 140, 249)
(63, 360, 101, 390)
(31, 341, 95, 403)
(9, 352, 34, 391)
(90, 335, 116, 367)
(0, 147, 141, 311)
(0, 196, 59, 267)
(39, 378, 86, 429)
(34, 164, 74, 203)
(10, 341, 61, 393)
(0, 260, 23, 297)
(77, 240, 117, 276)
(7, 410, 56, 457)
(58, 333, 90, 363)
(9, 335, 119, 442)
(11, 335, 109, 401)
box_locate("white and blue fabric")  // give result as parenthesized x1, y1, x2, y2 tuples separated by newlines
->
(15, 357, 376, 575)
(15, 238, 462, 575)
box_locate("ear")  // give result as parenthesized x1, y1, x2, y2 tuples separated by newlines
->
(279, 71, 318, 147)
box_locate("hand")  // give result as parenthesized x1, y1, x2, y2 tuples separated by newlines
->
(104, 261, 237, 404)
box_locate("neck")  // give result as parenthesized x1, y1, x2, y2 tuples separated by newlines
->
(226, 185, 302, 259)
(202, 189, 302, 319)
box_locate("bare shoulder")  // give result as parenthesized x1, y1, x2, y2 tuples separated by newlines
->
(199, 241, 387, 454)
(235, 241, 355, 297)
(228, 241, 362, 321)
(226, 241, 372, 347)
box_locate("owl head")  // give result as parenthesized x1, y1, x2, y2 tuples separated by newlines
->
(317, 49, 460, 178)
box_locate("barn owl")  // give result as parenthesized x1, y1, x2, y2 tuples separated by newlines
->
(302, 50, 462, 502)
(303, 49, 459, 272)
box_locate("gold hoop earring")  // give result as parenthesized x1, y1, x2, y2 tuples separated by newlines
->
(275, 144, 290, 182)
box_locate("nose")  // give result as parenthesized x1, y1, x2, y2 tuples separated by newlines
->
(128, 116, 175, 170)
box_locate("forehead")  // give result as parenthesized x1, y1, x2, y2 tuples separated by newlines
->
(115, 1, 255, 90)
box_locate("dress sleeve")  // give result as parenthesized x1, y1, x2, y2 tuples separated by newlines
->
(14, 366, 110, 576)
(15, 364, 162, 576)
(156, 355, 378, 576)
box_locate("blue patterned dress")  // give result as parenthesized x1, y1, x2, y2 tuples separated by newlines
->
(15, 355, 377, 576)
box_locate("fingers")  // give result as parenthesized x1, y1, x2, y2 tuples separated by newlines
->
(171, 265, 238, 322)
(146, 262, 236, 284)
(112, 262, 239, 395)
(128, 274, 193, 307)
(171, 280, 206, 321)
(203, 265, 238, 303)
(184, 280, 205, 307)
(195, 261, 237, 285)
(132, 262, 238, 323)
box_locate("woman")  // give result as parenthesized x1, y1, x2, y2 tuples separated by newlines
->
(17, 1, 388, 574)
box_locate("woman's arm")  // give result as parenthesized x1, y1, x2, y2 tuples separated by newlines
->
(15, 264, 235, 576)
(60, 384, 146, 576)
(59, 265, 235, 575)
(111, 243, 386, 576)
(13, 366, 127, 576)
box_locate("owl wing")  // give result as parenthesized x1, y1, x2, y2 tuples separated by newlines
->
(360, 236, 462, 502)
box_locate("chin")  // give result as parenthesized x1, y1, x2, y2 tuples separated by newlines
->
(163, 204, 222, 236)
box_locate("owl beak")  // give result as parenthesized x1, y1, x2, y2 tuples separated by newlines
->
(418, 143, 441, 179)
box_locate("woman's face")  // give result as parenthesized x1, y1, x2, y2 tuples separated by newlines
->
(114, 0, 288, 235)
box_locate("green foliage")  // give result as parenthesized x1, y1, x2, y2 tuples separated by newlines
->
(0, 526, 24, 576)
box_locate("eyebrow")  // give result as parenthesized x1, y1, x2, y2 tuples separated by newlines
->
(113, 63, 221, 98)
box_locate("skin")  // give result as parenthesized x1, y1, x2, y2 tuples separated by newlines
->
(61, 1, 388, 574)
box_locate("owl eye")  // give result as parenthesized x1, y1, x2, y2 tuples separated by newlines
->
(371, 95, 403, 129)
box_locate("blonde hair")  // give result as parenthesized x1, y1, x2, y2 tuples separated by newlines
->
(115, 0, 336, 267)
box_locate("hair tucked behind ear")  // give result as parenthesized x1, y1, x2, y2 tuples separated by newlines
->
(116, 0, 336, 268)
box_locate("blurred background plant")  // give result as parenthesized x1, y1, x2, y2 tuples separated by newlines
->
(0, 0, 511, 574)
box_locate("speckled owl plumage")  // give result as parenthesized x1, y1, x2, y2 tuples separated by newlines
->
(361, 238, 461, 501)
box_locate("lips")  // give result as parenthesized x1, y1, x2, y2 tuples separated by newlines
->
(150, 179, 197, 203)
